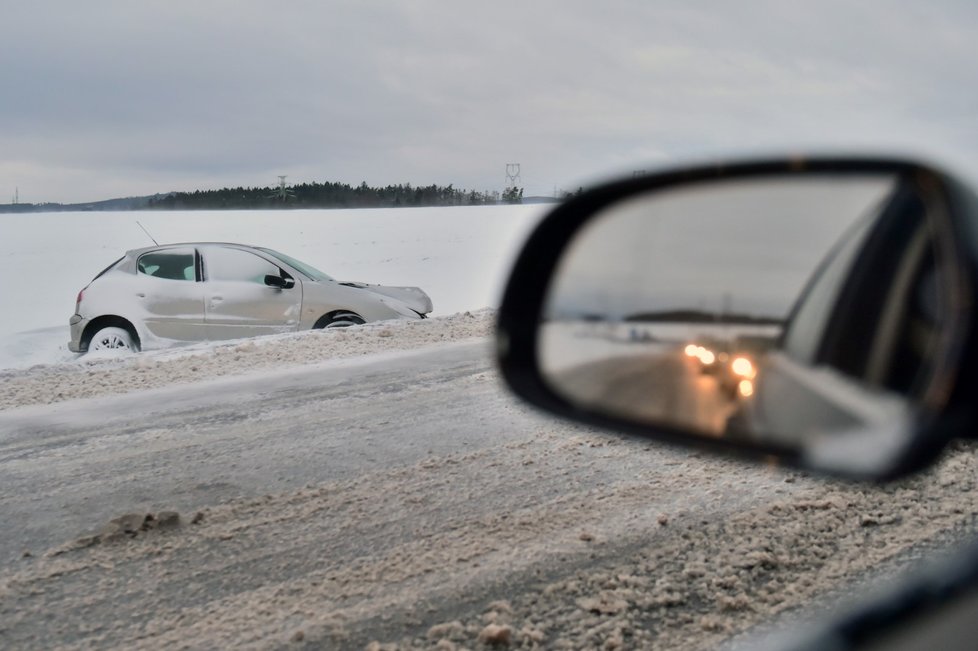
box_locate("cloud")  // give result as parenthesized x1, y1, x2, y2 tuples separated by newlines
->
(1, 1, 977, 203)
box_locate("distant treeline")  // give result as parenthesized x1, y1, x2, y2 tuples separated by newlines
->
(147, 181, 524, 210)
(0, 180, 572, 213)
(624, 309, 783, 325)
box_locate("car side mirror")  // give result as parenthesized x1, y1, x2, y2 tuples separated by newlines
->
(264, 274, 295, 290)
(497, 157, 978, 480)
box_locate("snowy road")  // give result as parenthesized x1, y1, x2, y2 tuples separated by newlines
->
(2, 318, 978, 649)
(0, 340, 514, 562)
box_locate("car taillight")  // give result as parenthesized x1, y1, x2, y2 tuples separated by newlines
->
(75, 289, 85, 309)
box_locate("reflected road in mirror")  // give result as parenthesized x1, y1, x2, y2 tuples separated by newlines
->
(540, 320, 779, 437)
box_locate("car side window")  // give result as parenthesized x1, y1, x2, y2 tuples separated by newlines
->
(136, 249, 197, 281)
(203, 247, 281, 283)
(781, 216, 873, 364)
(781, 183, 933, 393)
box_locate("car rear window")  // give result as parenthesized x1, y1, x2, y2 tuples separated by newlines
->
(137, 249, 197, 281)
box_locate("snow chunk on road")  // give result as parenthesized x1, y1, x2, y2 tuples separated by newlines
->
(0, 310, 495, 411)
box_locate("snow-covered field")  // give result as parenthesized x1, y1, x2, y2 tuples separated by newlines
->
(0, 205, 549, 369)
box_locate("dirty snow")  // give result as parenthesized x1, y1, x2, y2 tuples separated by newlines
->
(0, 309, 495, 411)
(1, 304, 976, 649)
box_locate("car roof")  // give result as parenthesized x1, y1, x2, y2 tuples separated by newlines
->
(125, 242, 264, 257)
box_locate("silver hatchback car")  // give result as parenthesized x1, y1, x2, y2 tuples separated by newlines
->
(69, 242, 433, 353)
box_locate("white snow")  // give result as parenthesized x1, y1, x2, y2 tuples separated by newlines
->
(0, 310, 501, 411)
(0, 204, 550, 370)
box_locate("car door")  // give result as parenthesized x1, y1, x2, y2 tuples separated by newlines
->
(199, 245, 303, 340)
(135, 247, 207, 341)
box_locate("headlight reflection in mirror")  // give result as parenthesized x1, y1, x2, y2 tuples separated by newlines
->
(538, 173, 948, 465)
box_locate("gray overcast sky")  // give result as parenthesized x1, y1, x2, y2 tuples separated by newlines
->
(3, 1, 977, 204)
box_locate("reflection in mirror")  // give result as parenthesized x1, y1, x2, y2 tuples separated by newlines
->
(539, 174, 947, 466)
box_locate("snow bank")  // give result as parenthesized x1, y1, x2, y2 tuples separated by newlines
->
(0, 310, 496, 411)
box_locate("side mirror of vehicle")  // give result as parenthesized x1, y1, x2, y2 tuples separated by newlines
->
(497, 157, 978, 480)
(264, 274, 295, 290)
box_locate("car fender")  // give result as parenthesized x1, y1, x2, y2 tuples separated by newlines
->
(338, 282, 433, 315)
(297, 280, 420, 328)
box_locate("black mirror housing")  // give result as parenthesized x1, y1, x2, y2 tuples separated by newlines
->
(497, 156, 978, 480)
(264, 273, 295, 289)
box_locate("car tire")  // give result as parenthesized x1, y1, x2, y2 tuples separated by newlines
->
(88, 326, 138, 352)
(317, 312, 366, 328)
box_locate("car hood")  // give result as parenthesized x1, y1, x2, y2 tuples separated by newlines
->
(339, 282, 433, 315)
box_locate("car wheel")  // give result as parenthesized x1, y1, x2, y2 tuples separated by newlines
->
(88, 326, 138, 352)
(317, 312, 366, 328)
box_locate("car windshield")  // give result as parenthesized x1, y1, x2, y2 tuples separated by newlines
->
(256, 247, 334, 282)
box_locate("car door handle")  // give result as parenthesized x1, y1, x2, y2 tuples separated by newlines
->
(136, 293, 146, 298)
(210, 296, 223, 303)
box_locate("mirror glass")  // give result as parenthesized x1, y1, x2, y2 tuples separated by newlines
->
(540, 174, 948, 471)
